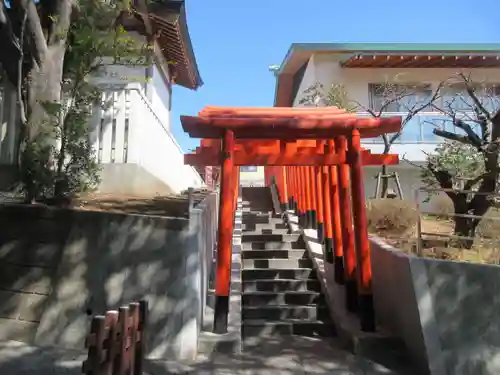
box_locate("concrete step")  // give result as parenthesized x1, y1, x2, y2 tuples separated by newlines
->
(242, 241, 305, 250)
(241, 216, 271, 225)
(243, 216, 284, 223)
(242, 279, 321, 293)
(242, 268, 316, 281)
(242, 258, 313, 269)
(241, 200, 273, 209)
(242, 228, 289, 235)
(241, 249, 308, 259)
(242, 291, 324, 306)
(241, 211, 271, 216)
(241, 233, 301, 243)
(242, 222, 288, 231)
(242, 305, 330, 321)
(242, 319, 336, 338)
(274, 222, 288, 229)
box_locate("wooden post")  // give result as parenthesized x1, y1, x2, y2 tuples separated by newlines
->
(349, 129, 375, 332)
(285, 167, 290, 210)
(214, 129, 235, 334)
(281, 167, 288, 211)
(309, 166, 317, 230)
(304, 166, 312, 229)
(299, 167, 307, 227)
(322, 164, 333, 263)
(329, 140, 345, 285)
(232, 165, 239, 224)
(296, 167, 302, 223)
(295, 168, 300, 219)
(315, 141, 325, 243)
(336, 136, 358, 312)
(315, 165, 324, 244)
(82, 300, 147, 375)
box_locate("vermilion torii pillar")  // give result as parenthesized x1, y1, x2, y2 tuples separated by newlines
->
(189, 137, 398, 325)
(181, 106, 401, 333)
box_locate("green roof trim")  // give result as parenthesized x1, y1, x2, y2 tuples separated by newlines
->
(277, 42, 500, 74)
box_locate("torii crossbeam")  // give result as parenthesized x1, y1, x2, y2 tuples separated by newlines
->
(181, 105, 402, 334)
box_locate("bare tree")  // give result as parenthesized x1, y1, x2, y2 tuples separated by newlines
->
(419, 72, 500, 248)
(357, 79, 442, 197)
(299, 79, 441, 197)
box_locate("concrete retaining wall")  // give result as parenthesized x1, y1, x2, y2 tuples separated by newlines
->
(0, 192, 218, 360)
(371, 237, 500, 375)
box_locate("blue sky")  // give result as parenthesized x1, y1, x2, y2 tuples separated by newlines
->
(170, 0, 500, 152)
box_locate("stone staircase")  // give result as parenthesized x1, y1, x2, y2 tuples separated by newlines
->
(198, 187, 336, 354)
(240, 187, 336, 345)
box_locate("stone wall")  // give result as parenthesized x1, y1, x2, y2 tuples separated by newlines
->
(371, 237, 500, 375)
(0, 205, 71, 342)
(0, 193, 218, 360)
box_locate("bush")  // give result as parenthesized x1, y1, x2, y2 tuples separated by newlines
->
(476, 208, 500, 239)
(430, 194, 454, 220)
(366, 199, 419, 235)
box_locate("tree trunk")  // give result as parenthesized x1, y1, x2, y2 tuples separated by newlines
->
(19, 44, 67, 202)
(451, 191, 491, 249)
(27, 45, 67, 139)
(453, 215, 476, 249)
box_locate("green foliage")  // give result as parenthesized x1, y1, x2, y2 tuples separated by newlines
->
(19, 137, 57, 202)
(299, 82, 358, 112)
(420, 141, 485, 192)
(19, 0, 150, 202)
(58, 86, 102, 195)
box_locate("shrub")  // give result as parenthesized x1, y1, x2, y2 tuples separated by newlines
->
(476, 208, 500, 239)
(430, 194, 454, 220)
(366, 199, 419, 235)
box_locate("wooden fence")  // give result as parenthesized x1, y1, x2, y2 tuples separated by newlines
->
(82, 300, 148, 375)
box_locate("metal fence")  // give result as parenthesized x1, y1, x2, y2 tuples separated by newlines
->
(414, 187, 500, 263)
(82, 300, 148, 375)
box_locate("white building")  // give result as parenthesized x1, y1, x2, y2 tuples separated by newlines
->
(0, 0, 204, 195)
(240, 166, 265, 187)
(272, 43, 500, 199)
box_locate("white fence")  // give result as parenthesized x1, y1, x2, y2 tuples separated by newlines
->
(0, 82, 203, 194)
(89, 83, 203, 193)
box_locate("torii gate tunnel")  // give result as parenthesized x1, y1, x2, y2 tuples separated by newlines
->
(181, 106, 402, 334)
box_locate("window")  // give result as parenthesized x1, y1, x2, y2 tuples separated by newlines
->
(440, 83, 500, 113)
(240, 166, 258, 172)
(368, 83, 433, 113)
(421, 115, 448, 142)
(441, 83, 475, 111)
(481, 84, 500, 112)
(398, 117, 421, 142)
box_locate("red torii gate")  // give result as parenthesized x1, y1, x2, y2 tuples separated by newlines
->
(181, 106, 402, 334)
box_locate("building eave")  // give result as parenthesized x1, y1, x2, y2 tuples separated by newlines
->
(132, 0, 202, 90)
(279, 42, 500, 72)
(273, 42, 500, 107)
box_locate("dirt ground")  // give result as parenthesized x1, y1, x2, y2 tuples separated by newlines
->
(71, 190, 212, 218)
(374, 215, 500, 264)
